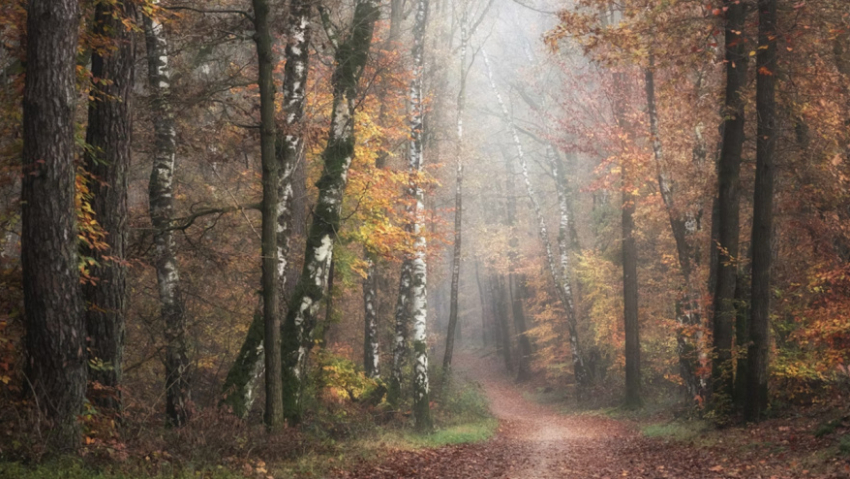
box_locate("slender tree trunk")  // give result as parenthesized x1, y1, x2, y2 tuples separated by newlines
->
(22, 0, 85, 447)
(504, 151, 531, 380)
(483, 49, 588, 389)
(474, 260, 489, 347)
(221, 0, 312, 418)
(363, 258, 380, 377)
(407, 0, 432, 432)
(745, 0, 777, 422)
(621, 162, 642, 408)
(251, 0, 284, 431)
(644, 62, 702, 402)
(144, 8, 191, 428)
(712, 0, 748, 408)
(281, 0, 380, 424)
(492, 274, 514, 372)
(83, 0, 135, 412)
(443, 10, 467, 373)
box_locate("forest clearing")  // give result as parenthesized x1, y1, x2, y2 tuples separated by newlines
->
(2, 0, 850, 477)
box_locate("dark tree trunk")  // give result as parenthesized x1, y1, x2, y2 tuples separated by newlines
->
(251, 0, 284, 431)
(712, 0, 748, 408)
(22, 0, 85, 448)
(509, 274, 532, 382)
(443, 4, 467, 375)
(745, 0, 777, 422)
(144, 11, 190, 428)
(493, 274, 514, 372)
(83, 0, 135, 412)
(622, 165, 642, 408)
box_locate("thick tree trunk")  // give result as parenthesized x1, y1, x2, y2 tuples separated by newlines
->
(22, 0, 86, 447)
(281, 0, 380, 424)
(644, 64, 701, 402)
(712, 0, 748, 408)
(251, 0, 285, 431)
(483, 49, 588, 389)
(83, 0, 135, 412)
(443, 11, 467, 373)
(745, 0, 777, 422)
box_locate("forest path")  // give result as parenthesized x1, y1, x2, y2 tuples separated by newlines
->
(337, 350, 834, 478)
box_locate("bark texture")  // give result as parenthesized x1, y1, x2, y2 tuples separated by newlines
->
(22, 0, 86, 447)
(712, 0, 748, 408)
(144, 8, 191, 428)
(745, 0, 777, 422)
(83, 0, 135, 412)
(251, 0, 285, 430)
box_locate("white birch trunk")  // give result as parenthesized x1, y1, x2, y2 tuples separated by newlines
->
(144, 8, 191, 427)
(482, 49, 588, 386)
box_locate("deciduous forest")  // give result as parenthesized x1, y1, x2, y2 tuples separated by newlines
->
(1, 0, 850, 477)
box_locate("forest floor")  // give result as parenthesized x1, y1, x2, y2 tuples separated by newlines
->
(336, 351, 850, 479)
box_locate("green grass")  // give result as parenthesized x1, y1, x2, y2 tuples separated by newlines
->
(641, 420, 709, 442)
(402, 418, 498, 448)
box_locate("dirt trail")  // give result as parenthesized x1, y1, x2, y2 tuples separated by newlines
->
(338, 350, 844, 478)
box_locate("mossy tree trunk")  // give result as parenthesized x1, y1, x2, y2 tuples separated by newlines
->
(281, 0, 380, 425)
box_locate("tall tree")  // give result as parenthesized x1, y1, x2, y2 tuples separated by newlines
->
(281, 0, 380, 424)
(504, 152, 532, 381)
(22, 0, 86, 446)
(251, 0, 284, 430)
(711, 0, 748, 408)
(644, 59, 701, 403)
(221, 0, 313, 420)
(83, 0, 135, 412)
(144, 5, 190, 427)
(483, 48, 589, 390)
(745, 0, 777, 422)
(621, 145, 641, 408)
(407, 0, 432, 431)
(442, 6, 467, 374)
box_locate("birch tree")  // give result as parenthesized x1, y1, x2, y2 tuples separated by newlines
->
(483, 48, 589, 390)
(644, 59, 702, 403)
(22, 0, 85, 446)
(281, 0, 380, 424)
(144, 5, 191, 428)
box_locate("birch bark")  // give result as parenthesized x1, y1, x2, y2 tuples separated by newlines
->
(144, 8, 191, 427)
(281, 0, 380, 424)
